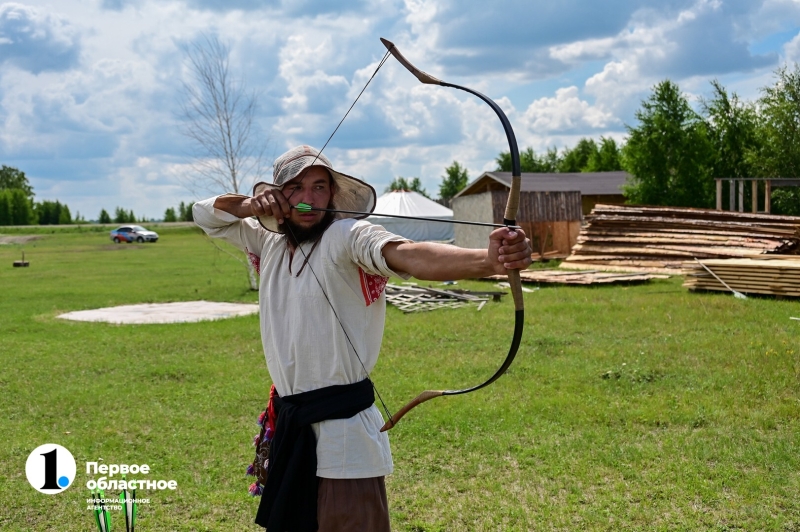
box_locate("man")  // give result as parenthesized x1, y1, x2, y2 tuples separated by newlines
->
(193, 145, 531, 531)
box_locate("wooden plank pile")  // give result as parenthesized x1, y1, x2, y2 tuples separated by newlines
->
(385, 284, 504, 313)
(683, 256, 800, 297)
(562, 204, 800, 274)
(486, 269, 667, 285)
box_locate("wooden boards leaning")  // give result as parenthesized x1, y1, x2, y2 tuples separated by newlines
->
(683, 256, 800, 297)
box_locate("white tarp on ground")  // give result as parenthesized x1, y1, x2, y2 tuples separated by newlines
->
(367, 191, 454, 241)
(58, 301, 259, 324)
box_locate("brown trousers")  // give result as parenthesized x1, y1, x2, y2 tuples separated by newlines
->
(317, 477, 391, 532)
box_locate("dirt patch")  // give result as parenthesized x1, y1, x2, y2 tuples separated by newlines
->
(57, 301, 259, 324)
(0, 235, 43, 245)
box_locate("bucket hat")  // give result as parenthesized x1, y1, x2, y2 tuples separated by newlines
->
(253, 145, 377, 233)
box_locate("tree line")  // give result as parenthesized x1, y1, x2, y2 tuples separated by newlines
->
(0, 165, 196, 226)
(0, 166, 85, 225)
(620, 68, 800, 215)
(385, 161, 471, 203)
(387, 138, 622, 204)
(496, 136, 623, 174)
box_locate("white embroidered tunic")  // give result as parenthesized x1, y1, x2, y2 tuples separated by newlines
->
(193, 197, 410, 478)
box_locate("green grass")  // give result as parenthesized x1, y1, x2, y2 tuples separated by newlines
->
(1, 228, 799, 531)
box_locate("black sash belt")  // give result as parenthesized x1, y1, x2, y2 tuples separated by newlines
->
(255, 379, 375, 531)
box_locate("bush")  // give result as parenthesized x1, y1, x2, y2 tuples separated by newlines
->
(770, 188, 800, 216)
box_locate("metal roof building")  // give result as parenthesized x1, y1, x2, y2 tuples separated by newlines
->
(455, 171, 629, 213)
(451, 171, 630, 256)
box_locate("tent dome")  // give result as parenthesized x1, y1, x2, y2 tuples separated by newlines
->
(366, 190, 454, 241)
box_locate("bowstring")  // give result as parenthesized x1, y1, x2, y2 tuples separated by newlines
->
(282, 220, 394, 422)
(307, 48, 392, 168)
(280, 49, 396, 422)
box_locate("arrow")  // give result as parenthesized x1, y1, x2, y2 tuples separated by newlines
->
(293, 202, 521, 229)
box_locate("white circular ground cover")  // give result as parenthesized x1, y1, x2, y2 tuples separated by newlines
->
(58, 301, 259, 324)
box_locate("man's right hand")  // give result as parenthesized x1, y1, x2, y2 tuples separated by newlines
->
(213, 188, 292, 223)
(246, 188, 292, 224)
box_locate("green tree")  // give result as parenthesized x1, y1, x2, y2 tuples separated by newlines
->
(178, 201, 195, 221)
(622, 80, 714, 207)
(702, 80, 759, 180)
(386, 177, 430, 198)
(559, 138, 598, 172)
(541, 147, 560, 172)
(114, 207, 136, 223)
(0, 190, 13, 225)
(748, 65, 800, 215)
(164, 207, 177, 222)
(182, 202, 194, 221)
(99, 209, 111, 224)
(0, 165, 34, 199)
(9, 188, 34, 225)
(58, 203, 72, 225)
(497, 146, 561, 173)
(34, 200, 71, 225)
(439, 161, 469, 201)
(523, 148, 539, 171)
(751, 65, 800, 178)
(771, 188, 800, 216)
(35, 201, 54, 224)
(584, 137, 623, 172)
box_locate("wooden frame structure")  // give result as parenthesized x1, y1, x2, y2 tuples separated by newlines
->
(715, 178, 800, 213)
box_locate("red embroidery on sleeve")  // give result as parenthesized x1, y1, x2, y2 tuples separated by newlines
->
(359, 267, 388, 306)
(246, 248, 261, 276)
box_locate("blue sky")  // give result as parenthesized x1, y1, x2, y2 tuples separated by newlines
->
(1, 0, 800, 220)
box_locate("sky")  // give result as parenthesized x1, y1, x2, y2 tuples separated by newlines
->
(1, 0, 800, 221)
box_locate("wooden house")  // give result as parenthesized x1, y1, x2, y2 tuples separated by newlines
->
(451, 171, 628, 256)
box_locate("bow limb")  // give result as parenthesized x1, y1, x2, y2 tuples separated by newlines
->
(379, 38, 525, 432)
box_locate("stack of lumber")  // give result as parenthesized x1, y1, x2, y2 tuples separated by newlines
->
(683, 256, 800, 297)
(562, 204, 800, 274)
(486, 269, 667, 285)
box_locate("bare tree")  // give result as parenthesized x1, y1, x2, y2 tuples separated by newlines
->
(180, 33, 267, 289)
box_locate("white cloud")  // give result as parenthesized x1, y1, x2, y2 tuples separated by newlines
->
(584, 59, 651, 114)
(784, 30, 800, 63)
(522, 86, 617, 133)
(549, 37, 618, 63)
(0, 2, 81, 73)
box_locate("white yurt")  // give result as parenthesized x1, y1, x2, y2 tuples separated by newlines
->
(367, 190, 454, 241)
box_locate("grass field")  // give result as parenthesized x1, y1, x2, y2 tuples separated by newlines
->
(1, 226, 799, 531)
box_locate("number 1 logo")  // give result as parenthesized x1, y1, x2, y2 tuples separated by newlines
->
(26, 444, 76, 494)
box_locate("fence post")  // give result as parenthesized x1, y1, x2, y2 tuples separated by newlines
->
(738, 180, 744, 212)
(729, 179, 735, 211)
(765, 180, 771, 214)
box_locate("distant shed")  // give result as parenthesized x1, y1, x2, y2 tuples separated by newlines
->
(452, 171, 629, 256)
(457, 171, 629, 214)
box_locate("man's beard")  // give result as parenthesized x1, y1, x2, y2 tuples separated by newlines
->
(279, 211, 335, 247)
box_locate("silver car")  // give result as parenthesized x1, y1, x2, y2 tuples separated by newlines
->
(110, 225, 159, 243)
